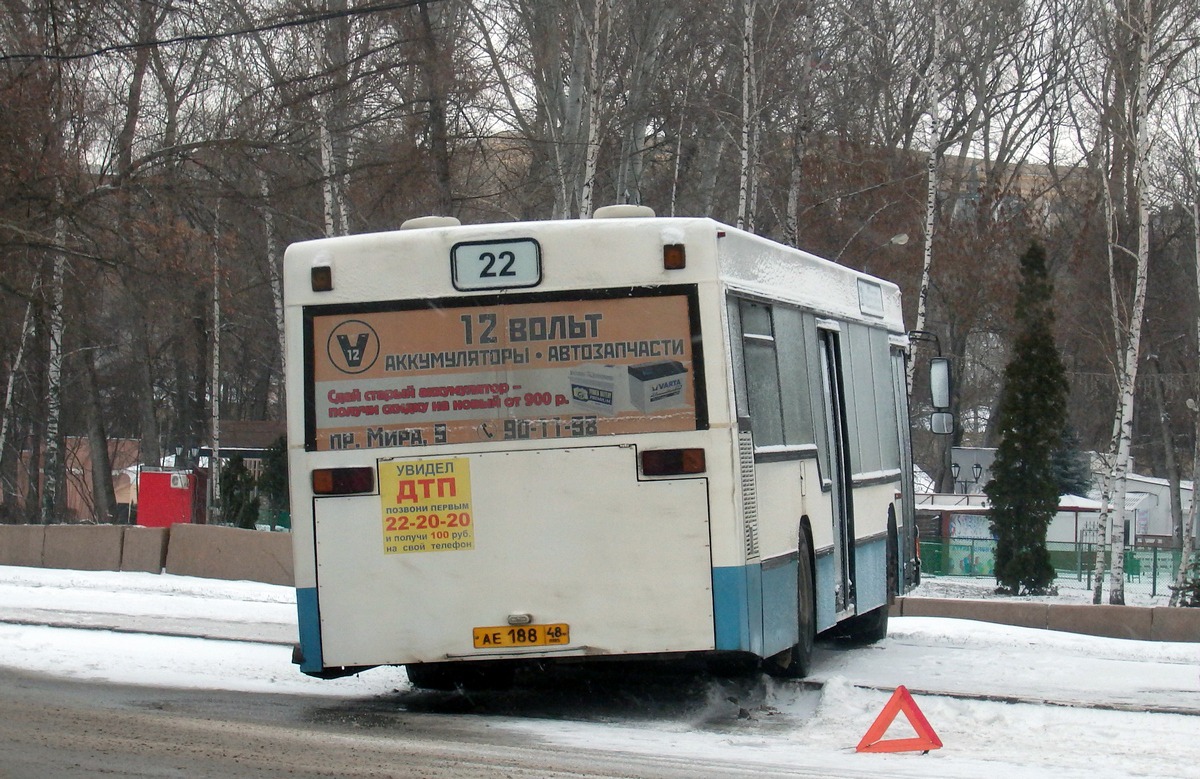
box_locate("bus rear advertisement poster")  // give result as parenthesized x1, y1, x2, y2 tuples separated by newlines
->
(308, 292, 701, 450)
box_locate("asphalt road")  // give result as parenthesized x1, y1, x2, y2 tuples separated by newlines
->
(0, 664, 845, 779)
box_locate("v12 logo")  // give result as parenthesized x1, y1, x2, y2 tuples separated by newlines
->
(326, 320, 380, 374)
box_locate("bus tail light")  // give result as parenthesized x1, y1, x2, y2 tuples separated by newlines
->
(312, 466, 375, 495)
(641, 448, 706, 476)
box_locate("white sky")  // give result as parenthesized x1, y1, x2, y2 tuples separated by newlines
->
(1, 565, 1198, 778)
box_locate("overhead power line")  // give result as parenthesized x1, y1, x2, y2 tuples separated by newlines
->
(0, 0, 436, 64)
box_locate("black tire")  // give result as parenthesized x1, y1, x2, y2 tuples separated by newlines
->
(764, 526, 816, 679)
(886, 507, 899, 599)
(838, 603, 889, 643)
(405, 661, 516, 691)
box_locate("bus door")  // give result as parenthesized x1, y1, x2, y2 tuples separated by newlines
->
(890, 342, 916, 589)
(817, 322, 855, 615)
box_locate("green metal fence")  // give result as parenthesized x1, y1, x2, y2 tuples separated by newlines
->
(919, 539, 1199, 599)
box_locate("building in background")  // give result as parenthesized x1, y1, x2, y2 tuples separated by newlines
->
(0, 437, 141, 523)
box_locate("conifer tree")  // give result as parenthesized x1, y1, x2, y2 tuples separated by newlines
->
(985, 243, 1068, 595)
(1051, 427, 1093, 497)
(220, 455, 261, 530)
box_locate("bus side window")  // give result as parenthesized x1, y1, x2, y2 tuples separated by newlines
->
(736, 299, 784, 447)
(843, 324, 878, 475)
(836, 323, 902, 477)
(774, 306, 816, 447)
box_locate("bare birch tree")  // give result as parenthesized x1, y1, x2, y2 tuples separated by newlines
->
(1159, 57, 1200, 603)
(41, 192, 66, 523)
(1177, 197, 1200, 603)
(612, 0, 681, 213)
(1065, 0, 1200, 603)
(737, 0, 757, 230)
(908, 0, 943, 395)
(782, 0, 818, 247)
(467, 0, 605, 218)
(0, 301, 34, 503)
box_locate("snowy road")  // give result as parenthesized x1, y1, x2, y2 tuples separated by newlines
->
(1, 566, 1198, 778)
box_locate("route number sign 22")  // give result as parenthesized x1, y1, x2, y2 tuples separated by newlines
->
(451, 239, 542, 291)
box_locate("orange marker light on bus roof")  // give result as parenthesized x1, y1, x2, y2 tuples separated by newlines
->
(663, 243, 686, 270)
(311, 264, 333, 291)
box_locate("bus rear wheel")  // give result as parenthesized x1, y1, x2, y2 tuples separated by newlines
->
(764, 528, 816, 679)
(838, 604, 889, 643)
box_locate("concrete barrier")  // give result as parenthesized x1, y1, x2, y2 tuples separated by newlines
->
(0, 524, 46, 567)
(165, 524, 293, 586)
(121, 526, 170, 574)
(892, 596, 1192, 642)
(43, 525, 125, 571)
(1045, 603, 1154, 640)
(900, 596, 1050, 630)
(1150, 607, 1200, 642)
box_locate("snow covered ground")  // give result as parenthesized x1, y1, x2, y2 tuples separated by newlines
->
(1, 565, 1198, 778)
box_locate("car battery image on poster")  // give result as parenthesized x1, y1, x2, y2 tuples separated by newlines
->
(627, 360, 688, 413)
(568, 365, 621, 415)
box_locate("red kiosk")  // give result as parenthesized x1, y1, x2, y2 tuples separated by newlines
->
(136, 468, 208, 527)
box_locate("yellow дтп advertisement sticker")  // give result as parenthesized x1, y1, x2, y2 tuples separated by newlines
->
(379, 457, 474, 554)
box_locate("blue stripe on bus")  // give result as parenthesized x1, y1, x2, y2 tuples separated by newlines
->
(855, 536, 888, 613)
(814, 552, 836, 632)
(712, 564, 761, 653)
(760, 559, 799, 658)
(716, 535, 889, 656)
(296, 586, 324, 674)
(812, 536, 888, 630)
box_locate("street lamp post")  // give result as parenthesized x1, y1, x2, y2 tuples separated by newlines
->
(835, 227, 910, 263)
(951, 462, 984, 494)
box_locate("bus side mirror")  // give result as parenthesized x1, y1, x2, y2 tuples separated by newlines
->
(930, 357, 951, 409)
(929, 358, 953, 435)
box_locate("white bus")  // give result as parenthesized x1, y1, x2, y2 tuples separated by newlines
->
(284, 205, 920, 688)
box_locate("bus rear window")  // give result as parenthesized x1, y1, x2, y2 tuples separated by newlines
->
(305, 288, 705, 450)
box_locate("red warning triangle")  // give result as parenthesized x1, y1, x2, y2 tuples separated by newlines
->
(855, 685, 943, 753)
